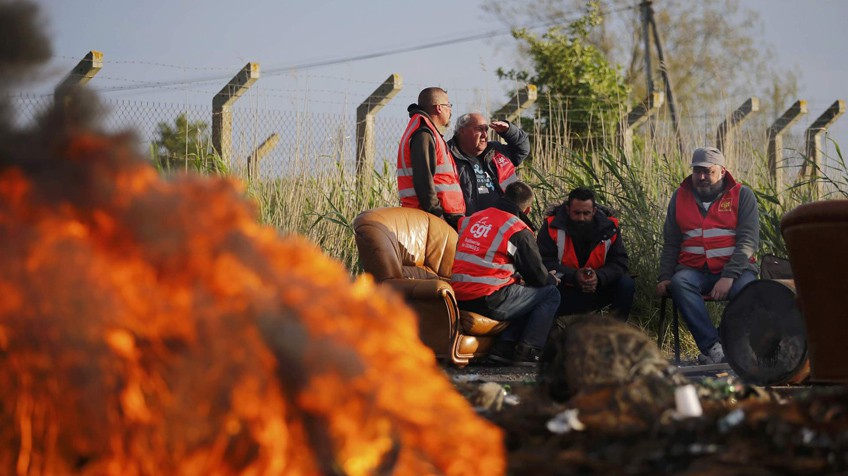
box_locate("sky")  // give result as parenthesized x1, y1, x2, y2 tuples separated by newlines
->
(19, 0, 848, 158)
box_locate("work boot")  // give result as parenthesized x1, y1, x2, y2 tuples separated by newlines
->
(512, 344, 543, 367)
(486, 340, 515, 365)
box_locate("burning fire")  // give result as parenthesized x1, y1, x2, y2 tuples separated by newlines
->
(0, 130, 504, 473)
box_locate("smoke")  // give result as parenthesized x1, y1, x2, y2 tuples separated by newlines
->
(0, 0, 51, 129)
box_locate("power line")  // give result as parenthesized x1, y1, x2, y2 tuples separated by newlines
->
(92, 4, 636, 95)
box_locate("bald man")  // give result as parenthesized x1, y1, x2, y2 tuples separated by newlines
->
(396, 87, 465, 229)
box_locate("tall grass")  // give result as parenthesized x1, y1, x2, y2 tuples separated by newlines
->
(183, 107, 845, 360)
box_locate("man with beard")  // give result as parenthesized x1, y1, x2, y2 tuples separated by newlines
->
(447, 112, 530, 216)
(656, 147, 759, 364)
(538, 187, 634, 322)
(397, 87, 465, 229)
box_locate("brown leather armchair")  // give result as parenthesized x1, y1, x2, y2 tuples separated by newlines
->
(353, 207, 509, 367)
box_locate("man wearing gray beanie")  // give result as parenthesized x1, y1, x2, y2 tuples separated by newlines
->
(655, 147, 759, 364)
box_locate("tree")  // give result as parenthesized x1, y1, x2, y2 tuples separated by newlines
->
(151, 113, 224, 174)
(497, 2, 630, 146)
(486, 0, 798, 120)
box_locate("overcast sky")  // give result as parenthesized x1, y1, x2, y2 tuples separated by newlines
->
(24, 0, 848, 152)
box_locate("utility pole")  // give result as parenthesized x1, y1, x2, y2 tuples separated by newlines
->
(642, 1, 684, 156)
(640, 1, 653, 96)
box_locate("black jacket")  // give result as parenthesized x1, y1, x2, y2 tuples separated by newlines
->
(537, 205, 629, 288)
(447, 123, 530, 216)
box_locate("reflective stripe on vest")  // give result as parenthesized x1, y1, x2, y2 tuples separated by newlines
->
(675, 176, 747, 273)
(546, 215, 618, 269)
(396, 114, 465, 214)
(450, 208, 530, 300)
(491, 151, 518, 192)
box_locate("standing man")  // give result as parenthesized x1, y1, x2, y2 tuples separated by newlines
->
(655, 147, 759, 364)
(450, 181, 560, 366)
(447, 112, 530, 215)
(537, 187, 635, 321)
(397, 87, 465, 229)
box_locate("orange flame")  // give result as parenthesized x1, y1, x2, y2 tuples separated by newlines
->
(0, 131, 504, 475)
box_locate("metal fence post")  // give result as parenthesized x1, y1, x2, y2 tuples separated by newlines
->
(54, 50, 103, 112)
(618, 91, 664, 160)
(767, 100, 807, 190)
(801, 100, 846, 198)
(716, 97, 759, 169)
(212, 63, 259, 167)
(355, 74, 403, 183)
(492, 85, 537, 124)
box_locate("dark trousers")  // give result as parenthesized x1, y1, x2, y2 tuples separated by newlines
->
(556, 274, 635, 321)
(459, 283, 560, 349)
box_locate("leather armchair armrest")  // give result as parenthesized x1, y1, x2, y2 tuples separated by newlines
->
(380, 278, 458, 360)
(382, 278, 454, 300)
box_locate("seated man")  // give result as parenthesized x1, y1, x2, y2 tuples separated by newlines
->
(537, 187, 635, 321)
(447, 112, 530, 216)
(655, 147, 759, 364)
(450, 181, 560, 366)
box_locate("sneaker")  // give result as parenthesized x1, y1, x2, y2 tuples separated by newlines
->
(487, 340, 515, 365)
(512, 344, 543, 367)
(707, 342, 726, 364)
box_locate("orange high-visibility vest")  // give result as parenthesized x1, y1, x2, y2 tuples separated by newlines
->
(397, 114, 465, 214)
(450, 208, 530, 300)
(545, 215, 619, 269)
(675, 173, 751, 273)
(491, 151, 518, 192)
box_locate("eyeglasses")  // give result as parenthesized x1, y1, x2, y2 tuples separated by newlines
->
(436, 103, 452, 109)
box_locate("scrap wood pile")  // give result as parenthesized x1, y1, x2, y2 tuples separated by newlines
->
(456, 316, 848, 475)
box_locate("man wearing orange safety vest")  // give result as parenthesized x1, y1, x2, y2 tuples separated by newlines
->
(397, 87, 465, 229)
(450, 181, 560, 366)
(447, 112, 530, 216)
(656, 147, 759, 365)
(537, 187, 634, 321)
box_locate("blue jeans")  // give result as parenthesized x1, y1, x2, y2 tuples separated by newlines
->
(459, 284, 560, 349)
(669, 267, 757, 353)
(557, 274, 635, 321)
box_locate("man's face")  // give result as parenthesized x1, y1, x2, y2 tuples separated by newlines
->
(567, 199, 595, 223)
(432, 96, 452, 130)
(457, 114, 489, 157)
(691, 165, 725, 195)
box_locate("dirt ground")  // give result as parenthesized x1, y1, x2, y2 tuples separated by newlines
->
(444, 360, 848, 475)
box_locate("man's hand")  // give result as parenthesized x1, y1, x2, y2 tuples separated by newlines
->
(709, 277, 734, 301)
(549, 270, 561, 286)
(490, 121, 509, 134)
(655, 279, 671, 297)
(577, 267, 597, 293)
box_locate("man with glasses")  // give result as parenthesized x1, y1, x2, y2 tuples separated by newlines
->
(655, 147, 759, 364)
(447, 112, 530, 216)
(397, 87, 465, 229)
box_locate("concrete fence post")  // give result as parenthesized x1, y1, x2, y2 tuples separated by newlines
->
(801, 99, 846, 198)
(54, 50, 103, 111)
(716, 97, 759, 168)
(618, 91, 664, 160)
(355, 73, 403, 183)
(247, 133, 279, 180)
(212, 62, 260, 167)
(767, 100, 807, 189)
(492, 85, 537, 125)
